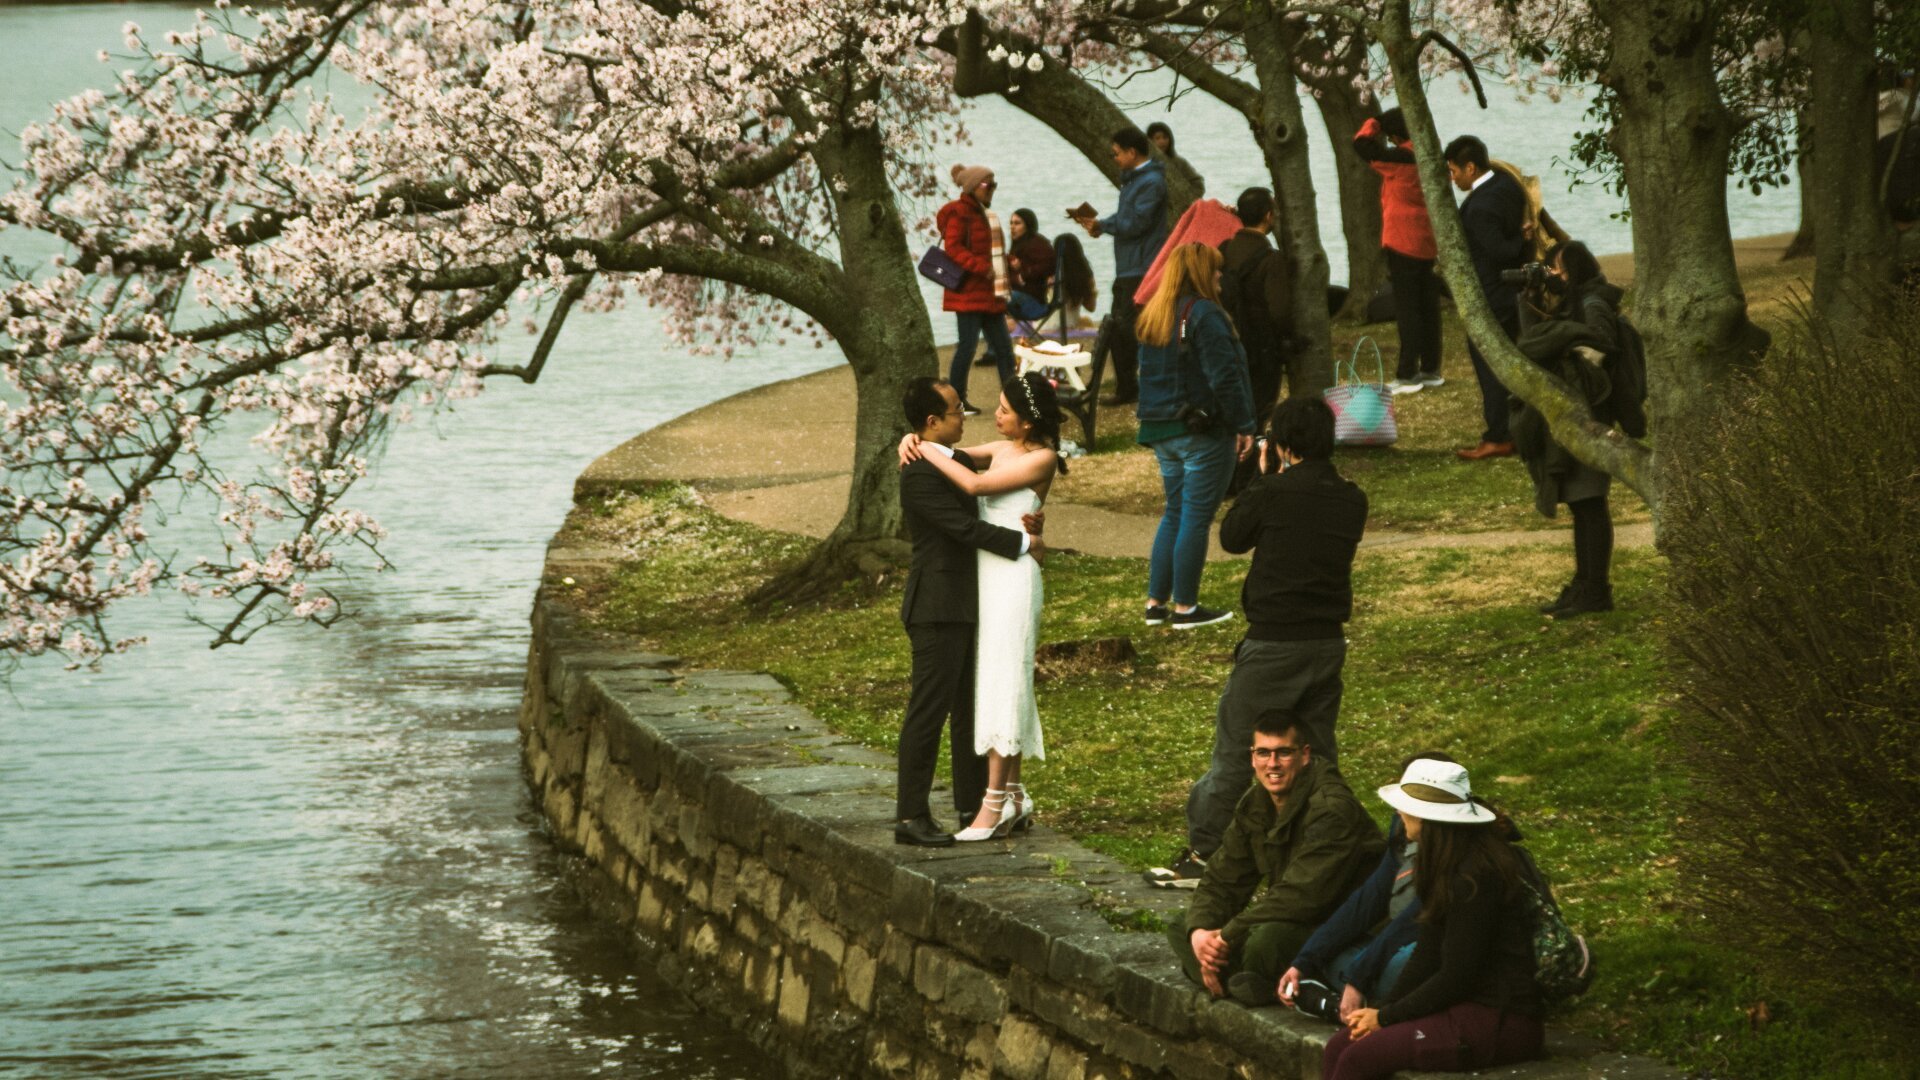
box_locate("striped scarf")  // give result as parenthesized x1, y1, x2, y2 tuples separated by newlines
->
(986, 210, 1011, 302)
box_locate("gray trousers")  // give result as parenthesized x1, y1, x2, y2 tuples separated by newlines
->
(1186, 637, 1347, 857)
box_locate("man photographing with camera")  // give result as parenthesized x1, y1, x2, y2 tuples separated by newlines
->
(1145, 397, 1369, 888)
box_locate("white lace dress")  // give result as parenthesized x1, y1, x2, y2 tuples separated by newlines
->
(974, 486, 1045, 759)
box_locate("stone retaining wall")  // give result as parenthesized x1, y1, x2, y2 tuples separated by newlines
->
(519, 549, 1675, 1080)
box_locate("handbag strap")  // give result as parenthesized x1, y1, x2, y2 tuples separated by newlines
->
(1346, 335, 1385, 386)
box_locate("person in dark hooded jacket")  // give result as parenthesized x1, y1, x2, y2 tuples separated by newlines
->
(1508, 241, 1623, 618)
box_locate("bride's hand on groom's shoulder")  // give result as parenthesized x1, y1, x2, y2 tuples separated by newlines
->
(898, 433, 924, 467)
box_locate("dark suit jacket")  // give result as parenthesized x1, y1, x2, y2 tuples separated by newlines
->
(1459, 170, 1528, 319)
(899, 451, 1026, 626)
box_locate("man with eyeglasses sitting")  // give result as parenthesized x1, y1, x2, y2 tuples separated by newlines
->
(1168, 710, 1383, 1006)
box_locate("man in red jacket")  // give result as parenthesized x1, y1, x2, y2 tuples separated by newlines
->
(939, 164, 1013, 415)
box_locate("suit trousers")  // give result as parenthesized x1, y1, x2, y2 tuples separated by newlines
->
(1108, 276, 1144, 400)
(896, 622, 989, 822)
(1465, 308, 1520, 444)
(1186, 637, 1347, 857)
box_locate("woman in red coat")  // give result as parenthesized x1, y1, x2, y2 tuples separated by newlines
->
(1354, 109, 1443, 394)
(939, 164, 1013, 414)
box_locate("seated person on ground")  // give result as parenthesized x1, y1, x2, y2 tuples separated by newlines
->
(1320, 757, 1546, 1080)
(1168, 710, 1384, 1006)
(1280, 750, 1526, 1023)
(1006, 208, 1056, 324)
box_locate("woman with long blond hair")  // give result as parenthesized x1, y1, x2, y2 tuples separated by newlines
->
(1134, 242, 1257, 629)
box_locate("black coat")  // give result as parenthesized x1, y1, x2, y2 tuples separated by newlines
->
(1459, 170, 1529, 319)
(898, 452, 1026, 626)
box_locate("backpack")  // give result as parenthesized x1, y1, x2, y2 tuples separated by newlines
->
(1512, 845, 1594, 1003)
(1601, 303, 1649, 439)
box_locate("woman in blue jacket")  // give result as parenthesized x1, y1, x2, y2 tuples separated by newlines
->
(1278, 751, 1455, 1019)
(1133, 242, 1257, 629)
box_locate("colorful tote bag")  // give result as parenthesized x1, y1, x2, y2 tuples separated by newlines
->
(1326, 337, 1398, 447)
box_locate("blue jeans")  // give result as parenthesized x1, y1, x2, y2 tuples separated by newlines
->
(1328, 939, 1418, 1000)
(1147, 431, 1235, 607)
(950, 312, 1014, 406)
(1007, 290, 1050, 321)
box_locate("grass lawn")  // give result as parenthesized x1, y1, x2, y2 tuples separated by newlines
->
(559, 484, 1900, 1080)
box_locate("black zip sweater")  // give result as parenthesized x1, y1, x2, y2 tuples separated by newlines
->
(1218, 460, 1367, 641)
(1376, 865, 1543, 1027)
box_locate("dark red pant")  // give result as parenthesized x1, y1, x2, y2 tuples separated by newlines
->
(1322, 1002, 1543, 1080)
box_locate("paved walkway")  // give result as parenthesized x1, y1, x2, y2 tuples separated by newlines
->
(575, 232, 1816, 558)
(578, 363, 1655, 559)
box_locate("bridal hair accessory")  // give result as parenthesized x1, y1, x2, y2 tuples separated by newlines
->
(1018, 373, 1042, 418)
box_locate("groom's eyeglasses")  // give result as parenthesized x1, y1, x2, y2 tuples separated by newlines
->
(942, 408, 966, 417)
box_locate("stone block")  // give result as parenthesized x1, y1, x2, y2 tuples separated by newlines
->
(1113, 957, 1199, 1038)
(777, 955, 810, 1029)
(599, 771, 653, 856)
(994, 1014, 1056, 1080)
(835, 883, 889, 947)
(880, 927, 917, 981)
(842, 942, 877, 1012)
(911, 944, 952, 1003)
(684, 670, 789, 694)
(703, 772, 769, 853)
(1044, 1048, 1089, 1080)
(678, 800, 718, 862)
(635, 881, 666, 934)
(889, 865, 940, 940)
(709, 844, 741, 913)
(1193, 996, 1308, 1071)
(1094, 1015, 1173, 1072)
(798, 908, 847, 966)
(962, 1022, 997, 1066)
(940, 962, 1008, 1025)
(867, 1032, 914, 1076)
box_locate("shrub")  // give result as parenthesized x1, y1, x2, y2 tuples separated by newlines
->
(1662, 304, 1920, 1051)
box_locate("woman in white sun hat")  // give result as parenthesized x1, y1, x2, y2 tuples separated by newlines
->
(1320, 758, 1545, 1080)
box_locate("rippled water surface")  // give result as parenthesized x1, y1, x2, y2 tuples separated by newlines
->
(1, 5, 1796, 1076)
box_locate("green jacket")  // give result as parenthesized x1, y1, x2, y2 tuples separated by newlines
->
(1185, 759, 1386, 946)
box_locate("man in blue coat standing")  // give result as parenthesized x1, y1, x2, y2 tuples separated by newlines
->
(1073, 126, 1169, 405)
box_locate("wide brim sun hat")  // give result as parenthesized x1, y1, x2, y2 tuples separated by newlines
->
(1378, 758, 1497, 825)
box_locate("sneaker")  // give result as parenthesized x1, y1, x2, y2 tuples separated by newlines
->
(1289, 978, 1343, 1022)
(1144, 604, 1170, 626)
(1171, 605, 1233, 630)
(1143, 847, 1207, 888)
(1387, 378, 1424, 395)
(1420, 373, 1446, 388)
(960, 402, 982, 416)
(1227, 971, 1278, 1007)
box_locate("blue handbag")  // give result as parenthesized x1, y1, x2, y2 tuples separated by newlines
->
(917, 245, 967, 291)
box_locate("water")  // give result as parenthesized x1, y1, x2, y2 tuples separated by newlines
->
(0, 6, 1796, 1077)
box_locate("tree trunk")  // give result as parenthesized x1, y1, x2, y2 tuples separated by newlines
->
(1377, 0, 1656, 505)
(1245, 13, 1334, 397)
(1594, 0, 1768, 504)
(1310, 79, 1386, 323)
(1784, 106, 1816, 260)
(751, 119, 926, 604)
(1808, 0, 1897, 340)
(948, 17, 1204, 221)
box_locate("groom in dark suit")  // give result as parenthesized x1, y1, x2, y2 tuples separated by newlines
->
(894, 377, 1042, 847)
(1443, 134, 1529, 461)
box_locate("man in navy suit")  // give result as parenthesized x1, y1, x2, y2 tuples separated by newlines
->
(1444, 135, 1528, 461)
(893, 377, 1044, 847)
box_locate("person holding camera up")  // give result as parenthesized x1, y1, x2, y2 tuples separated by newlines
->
(1443, 135, 1528, 461)
(1145, 396, 1368, 887)
(1509, 241, 1637, 617)
(1133, 242, 1257, 631)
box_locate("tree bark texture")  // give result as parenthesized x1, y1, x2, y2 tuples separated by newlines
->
(1377, 0, 1656, 507)
(1244, 12, 1335, 398)
(1309, 77, 1386, 322)
(751, 118, 928, 603)
(1784, 106, 1815, 261)
(949, 18, 1204, 223)
(1594, 0, 1768, 465)
(1808, 0, 1897, 340)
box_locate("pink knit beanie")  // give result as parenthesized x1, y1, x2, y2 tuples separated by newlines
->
(952, 163, 995, 193)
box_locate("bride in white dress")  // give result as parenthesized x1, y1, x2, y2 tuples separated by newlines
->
(903, 373, 1065, 841)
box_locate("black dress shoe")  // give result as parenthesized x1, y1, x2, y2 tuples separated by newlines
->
(895, 816, 956, 847)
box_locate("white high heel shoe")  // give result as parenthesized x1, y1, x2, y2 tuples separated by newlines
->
(1007, 783, 1035, 833)
(954, 789, 1017, 841)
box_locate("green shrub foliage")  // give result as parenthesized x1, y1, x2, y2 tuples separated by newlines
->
(1663, 307, 1920, 1037)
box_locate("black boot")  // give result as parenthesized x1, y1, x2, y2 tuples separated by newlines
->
(1551, 581, 1614, 618)
(1540, 580, 1579, 615)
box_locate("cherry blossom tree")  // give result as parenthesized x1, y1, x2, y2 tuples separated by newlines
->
(1, 0, 975, 666)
